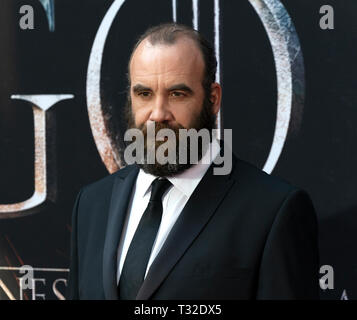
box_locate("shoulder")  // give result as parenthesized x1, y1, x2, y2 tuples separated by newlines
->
(231, 155, 297, 195)
(228, 155, 317, 232)
(79, 164, 138, 199)
(228, 155, 315, 213)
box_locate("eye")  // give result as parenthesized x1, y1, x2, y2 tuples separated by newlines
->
(170, 91, 186, 97)
(138, 91, 152, 98)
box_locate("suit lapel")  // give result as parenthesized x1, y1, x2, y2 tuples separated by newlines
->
(102, 165, 139, 300)
(136, 158, 237, 300)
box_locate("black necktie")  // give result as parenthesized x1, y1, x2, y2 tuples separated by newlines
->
(118, 178, 172, 300)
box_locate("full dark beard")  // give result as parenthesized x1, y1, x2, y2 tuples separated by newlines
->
(124, 95, 217, 177)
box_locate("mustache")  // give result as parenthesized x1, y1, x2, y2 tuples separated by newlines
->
(138, 121, 184, 135)
(139, 122, 183, 152)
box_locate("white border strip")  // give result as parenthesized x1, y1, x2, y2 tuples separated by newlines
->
(214, 0, 221, 138)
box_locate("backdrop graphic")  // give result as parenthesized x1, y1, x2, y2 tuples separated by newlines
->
(0, 0, 353, 299)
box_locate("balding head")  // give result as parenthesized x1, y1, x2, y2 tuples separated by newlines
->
(124, 23, 222, 177)
(128, 23, 217, 93)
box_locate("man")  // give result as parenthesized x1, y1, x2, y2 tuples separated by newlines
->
(66, 23, 319, 300)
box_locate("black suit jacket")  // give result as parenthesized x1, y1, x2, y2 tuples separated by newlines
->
(66, 155, 319, 300)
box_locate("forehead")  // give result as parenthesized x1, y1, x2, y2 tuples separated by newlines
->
(129, 37, 205, 85)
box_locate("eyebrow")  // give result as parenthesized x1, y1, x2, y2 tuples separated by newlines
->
(132, 84, 152, 93)
(168, 83, 194, 94)
(132, 83, 194, 94)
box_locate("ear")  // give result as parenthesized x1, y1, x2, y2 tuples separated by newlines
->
(210, 82, 222, 115)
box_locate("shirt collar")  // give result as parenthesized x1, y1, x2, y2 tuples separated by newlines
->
(137, 138, 220, 199)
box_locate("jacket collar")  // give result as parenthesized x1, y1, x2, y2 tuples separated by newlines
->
(102, 165, 139, 300)
(136, 155, 237, 299)
(102, 149, 237, 300)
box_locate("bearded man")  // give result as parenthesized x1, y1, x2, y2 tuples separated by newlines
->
(67, 23, 319, 300)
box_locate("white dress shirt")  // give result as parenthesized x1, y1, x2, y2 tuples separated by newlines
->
(116, 138, 220, 284)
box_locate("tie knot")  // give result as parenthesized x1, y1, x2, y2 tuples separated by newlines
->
(149, 178, 171, 202)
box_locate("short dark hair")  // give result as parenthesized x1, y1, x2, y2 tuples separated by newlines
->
(128, 23, 217, 93)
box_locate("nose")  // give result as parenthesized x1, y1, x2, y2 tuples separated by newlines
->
(149, 95, 173, 123)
